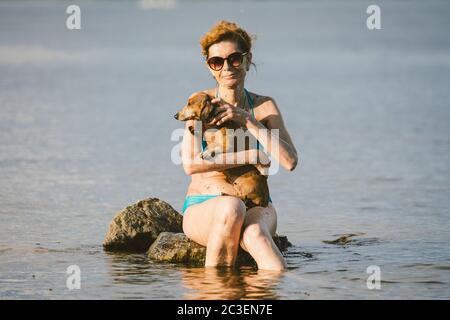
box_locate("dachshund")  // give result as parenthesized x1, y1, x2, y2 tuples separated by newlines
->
(174, 92, 270, 209)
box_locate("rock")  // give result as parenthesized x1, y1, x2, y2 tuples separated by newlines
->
(322, 232, 366, 245)
(273, 235, 292, 251)
(147, 232, 206, 265)
(103, 198, 183, 252)
(147, 232, 292, 266)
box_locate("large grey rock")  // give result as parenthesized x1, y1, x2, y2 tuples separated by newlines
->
(147, 232, 292, 266)
(103, 198, 183, 252)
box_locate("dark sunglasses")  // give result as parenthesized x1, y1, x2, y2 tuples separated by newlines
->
(206, 52, 248, 71)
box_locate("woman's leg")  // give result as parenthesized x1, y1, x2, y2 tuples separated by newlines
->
(240, 203, 287, 271)
(183, 196, 246, 268)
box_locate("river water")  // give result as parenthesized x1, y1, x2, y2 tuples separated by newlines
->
(0, 0, 449, 299)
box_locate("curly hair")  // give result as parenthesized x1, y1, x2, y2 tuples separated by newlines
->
(200, 20, 255, 58)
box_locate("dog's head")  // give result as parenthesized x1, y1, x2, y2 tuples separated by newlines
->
(174, 92, 216, 123)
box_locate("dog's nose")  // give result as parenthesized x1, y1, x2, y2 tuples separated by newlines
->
(174, 113, 179, 120)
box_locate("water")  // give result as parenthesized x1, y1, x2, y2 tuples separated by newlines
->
(1, 0, 449, 299)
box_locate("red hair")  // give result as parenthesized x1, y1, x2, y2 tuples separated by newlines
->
(200, 20, 254, 58)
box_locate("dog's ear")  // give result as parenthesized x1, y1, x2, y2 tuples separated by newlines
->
(200, 95, 215, 122)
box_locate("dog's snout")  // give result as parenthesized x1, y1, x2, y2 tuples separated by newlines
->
(174, 113, 179, 120)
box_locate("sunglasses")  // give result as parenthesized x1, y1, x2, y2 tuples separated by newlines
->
(206, 52, 248, 71)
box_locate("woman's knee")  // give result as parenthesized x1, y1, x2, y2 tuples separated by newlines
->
(242, 223, 270, 244)
(213, 196, 246, 226)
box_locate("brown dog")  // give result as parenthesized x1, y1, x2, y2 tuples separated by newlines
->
(174, 92, 270, 209)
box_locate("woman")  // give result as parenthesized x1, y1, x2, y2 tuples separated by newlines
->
(180, 21, 298, 271)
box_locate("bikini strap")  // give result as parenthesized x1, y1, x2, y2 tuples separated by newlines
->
(244, 89, 261, 150)
(244, 88, 255, 117)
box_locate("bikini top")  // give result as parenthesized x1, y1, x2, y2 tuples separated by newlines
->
(201, 88, 260, 151)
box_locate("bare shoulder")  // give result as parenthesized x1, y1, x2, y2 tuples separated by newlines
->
(247, 91, 281, 123)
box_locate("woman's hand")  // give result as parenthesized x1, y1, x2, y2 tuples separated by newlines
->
(208, 97, 252, 127)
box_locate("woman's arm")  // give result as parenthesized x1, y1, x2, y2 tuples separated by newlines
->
(245, 98, 298, 171)
(181, 120, 268, 176)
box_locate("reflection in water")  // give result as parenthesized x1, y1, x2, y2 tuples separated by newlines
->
(105, 251, 157, 285)
(104, 251, 285, 299)
(181, 267, 285, 300)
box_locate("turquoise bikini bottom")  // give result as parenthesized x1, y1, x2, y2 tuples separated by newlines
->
(182, 194, 273, 214)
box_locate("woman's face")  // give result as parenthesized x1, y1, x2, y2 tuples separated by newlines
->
(207, 41, 252, 88)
